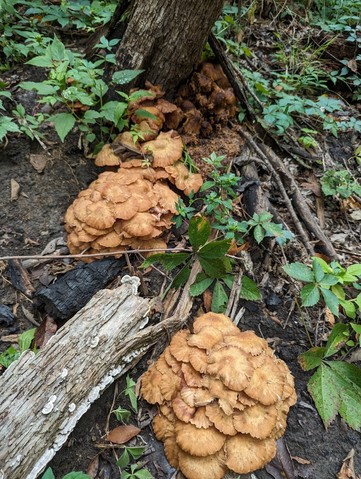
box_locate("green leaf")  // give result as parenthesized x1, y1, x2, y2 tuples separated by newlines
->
(0, 116, 20, 141)
(339, 299, 356, 319)
(320, 287, 339, 316)
(117, 449, 130, 469)
(283, 263, 314, 282)
(199, 257, 231, 278)
(298, 347, 326, 371)
(198, 239, 231, 259)
(48, 112, 76, 142)
(300, 283, 320, 307)
(313, 257, 334, 274)
(112, 69, 144, 85)
(190, 276, 214, 297)
(211, 281, 228, 313)
(134, 469, 153, 479)
(0, 346, 20, 368)
(141, 252, 190, 271)
(41, 468, 56, 479)
(134, 109, 158, 120)
(188, 216, 211, 251)
(127, 446, 147, 459)
(239, 276, 262, 301)
(253, 224, 265, 244)
(18, 328, 36, 352)
(223, 275, 234, 290)
(356, 293, 361, 310)
(347, 264, 361, 277)
(62, 473, 92, 479)
(307, 362, 340, 428)
(171, 263, 191, 289)
(112, 408, 131, 422)
(324, 323, 349, 358)
(19, 81, 59, 95)
(319, 274, 339, 287)
(26, 56, 53, 67)
(313, 258, 325, 283)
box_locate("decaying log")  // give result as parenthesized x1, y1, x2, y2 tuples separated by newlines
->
(0, 268, 198, 479)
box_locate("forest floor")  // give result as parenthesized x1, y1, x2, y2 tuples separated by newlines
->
(1, 7, 361, 479)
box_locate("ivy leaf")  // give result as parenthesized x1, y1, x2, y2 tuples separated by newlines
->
(188, 216, 211, 251)
(283, 263, 314, 282)
(171, 263, 191, 289)
(323, 323, 349, 358)
(41, 468, 56, 479)
(307, 362, 340, 428)
(18, 328, 36, 352)
(141, 253, 190, 271)
(48, 112, 76, 142)
(309, 361, 361, 430)
(300, 283, 320, 307)
(190, 276, 214, 297)
(112, 69, 144, 85)
(211, 281, 228, 313)
(253, 224, 265, 243)
(298, 347, 326, 371)
(320, 287, 339, 316)
(239, 276, 261, 301)
(198, 239, 231, 259)
(199, 257, 231, 278)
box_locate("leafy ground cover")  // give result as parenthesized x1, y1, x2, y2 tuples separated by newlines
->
(0, 0, 360, 478)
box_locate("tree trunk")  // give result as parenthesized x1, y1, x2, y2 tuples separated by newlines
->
(109, 0, 224, 94)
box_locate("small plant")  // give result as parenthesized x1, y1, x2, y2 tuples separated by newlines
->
(142, 216, 261, 313)
(320, 169, 361, 199)
(0, 328, 36, 368)
(284, 257, 361, 429)
(41, 468, 91, 479)
(117, 446, 153, 479)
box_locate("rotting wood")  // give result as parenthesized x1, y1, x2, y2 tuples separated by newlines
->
(0, 267, 198, 479)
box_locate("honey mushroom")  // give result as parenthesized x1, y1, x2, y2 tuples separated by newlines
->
(140, 312, 297, 479)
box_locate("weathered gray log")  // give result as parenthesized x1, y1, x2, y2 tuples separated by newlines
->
(0, 272, 196, 479)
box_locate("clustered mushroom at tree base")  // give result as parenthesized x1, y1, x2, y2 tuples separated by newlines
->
(140, 312, 297, 479)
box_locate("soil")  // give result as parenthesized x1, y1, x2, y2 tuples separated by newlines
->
(1, 125, 360, 479)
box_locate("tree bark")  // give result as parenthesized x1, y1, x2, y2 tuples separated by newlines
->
(0, 268, 199, 479)
(109, 0, 224, 94)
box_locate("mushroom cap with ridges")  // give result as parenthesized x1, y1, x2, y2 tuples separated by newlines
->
(189, 347, 209, 373)
(141, 131, 183, 167)
(175, 422, 225, 457)
(207, 346, 254, 392)
(244, 356, 286, 405)
(153, 412, 174, 441)
(205, 402, 237, 436)
(233, 403, 278, 439)
(169, 329, 191, 363)
(187, 326, 224, 351)
(95, 143, 121, 167)
(178, 449, 227, 479)
(223, 330, 269, 355)
(193, 312, 240, 336)
(225, 435, 276, 474)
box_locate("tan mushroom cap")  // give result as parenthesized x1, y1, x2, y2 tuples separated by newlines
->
(223, 330, 269, 356)
(244, 356, 286, 405)
(153, 412, 174, 441)
(189, 347, 209, 374)
(175, 421, 225, 457)
(95, 230, 123, 248)
(180, 387, 214, 408)
(169, 329, 191, 363)
(75, 200, 116, 230)
(207, 346, 254, 392)
(141, 131, 183, 167)
(95, 143, 121, 167)
(189, 406, 212, 429)
(141, 365, 164, 404)
(178, 449, 227, 479)
(187, 326, 224, 351)
(225, 435, 276, 474)
(205, 402, 238, 436)
(121, 212, 160, 238)
(164, 436, 181, 469)
(181, 363, 203, 388)
(193, 312, 240, 336)
(131, 106, 165, 132)
(153, 182, 179, 214)
(233, 403, 278, 439)
(165, 161, 203, 195)
(172, 396, 196, 423)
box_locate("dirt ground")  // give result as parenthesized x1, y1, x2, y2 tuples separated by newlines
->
(1, 128, 360, 479)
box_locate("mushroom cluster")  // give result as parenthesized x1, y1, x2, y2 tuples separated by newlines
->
(175, 62, 238, 138)
(141, 313, 297, 479)
(64, 128, 203, 259)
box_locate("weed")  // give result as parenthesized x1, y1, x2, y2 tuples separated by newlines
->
(320, 169, 361, 198)
(41, 468, 91, 479)
(0, 328, 36, 368)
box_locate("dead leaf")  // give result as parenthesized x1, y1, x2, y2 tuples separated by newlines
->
(29, 154, 48, 173)
(337, 449, 360, 479)
(10, 179, 21, 201)
(292, 456, 311, 465)
(203, 289, 212, 312)
(35, 316, 57, 348)
(347, 59, 358, 73)
(86, 455, 99, 478)
(324, 307, 335, 326)
(350, 210, 361, 221)
(106, 424, 141, 444)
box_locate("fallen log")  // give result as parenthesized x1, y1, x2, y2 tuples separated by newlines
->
(0, 271, 197, 479)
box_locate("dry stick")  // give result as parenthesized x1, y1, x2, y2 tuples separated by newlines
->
(238, 128, 315, 256)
